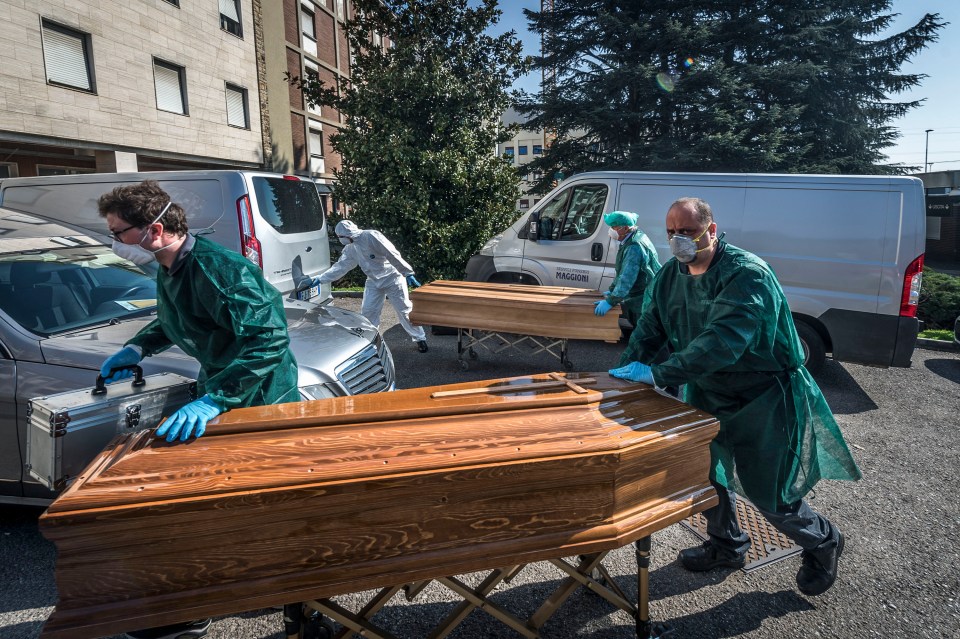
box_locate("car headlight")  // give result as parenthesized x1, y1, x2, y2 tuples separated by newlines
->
(299, 383, 339, 401)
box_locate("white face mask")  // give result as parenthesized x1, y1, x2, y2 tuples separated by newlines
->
(608, 228, 621, 241)
(112, 239, 161, 265)
(338, 235, 352, 246)
(110, 202, 172, 265)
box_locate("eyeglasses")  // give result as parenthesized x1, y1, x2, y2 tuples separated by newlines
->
(109, 224, 139, 242)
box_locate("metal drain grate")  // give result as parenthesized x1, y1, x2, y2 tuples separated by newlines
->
(680, 498, 801, 573)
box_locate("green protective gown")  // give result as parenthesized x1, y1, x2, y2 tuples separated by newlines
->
(605, 230, 661, 327)
(623, 241, 861, 511)
(127, 236, 299, 410)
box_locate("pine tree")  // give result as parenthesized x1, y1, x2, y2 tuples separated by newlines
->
(519, 0, 944, 187)
(767, 1, 944, 173)
(292, 0, 526, 280)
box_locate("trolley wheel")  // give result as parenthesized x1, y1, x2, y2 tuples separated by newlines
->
(563, 359, 575, 370)
(468, 348, 479, 360)
(459, 359, 470, 371)
(303, 612, 335, 639)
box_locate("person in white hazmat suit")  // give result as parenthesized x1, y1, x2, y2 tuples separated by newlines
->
(309, 220, 428, 352)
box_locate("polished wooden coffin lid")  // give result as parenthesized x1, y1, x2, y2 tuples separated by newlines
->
(40, 372, 717, 639)
(409, 280, 622, 341)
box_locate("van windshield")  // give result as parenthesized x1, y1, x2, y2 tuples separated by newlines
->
(251, 177, 325, 234)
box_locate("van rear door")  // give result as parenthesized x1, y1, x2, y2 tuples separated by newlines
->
(243, 173, 330, 299)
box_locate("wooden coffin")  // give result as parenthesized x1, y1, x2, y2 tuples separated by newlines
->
(409, 280, 622, 341)
(39, 372, 718, 639)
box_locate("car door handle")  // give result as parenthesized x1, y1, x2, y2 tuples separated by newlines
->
(591, 243, 603, 261)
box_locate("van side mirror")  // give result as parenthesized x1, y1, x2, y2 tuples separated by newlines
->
(527, 212, 540, 242)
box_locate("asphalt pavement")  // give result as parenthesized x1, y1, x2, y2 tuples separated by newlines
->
(2, 296, 958, 639)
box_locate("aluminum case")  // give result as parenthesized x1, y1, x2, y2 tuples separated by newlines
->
(27, 372, 196, 490)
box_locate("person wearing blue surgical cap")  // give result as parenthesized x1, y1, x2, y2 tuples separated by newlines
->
(594, 210, 661, 327)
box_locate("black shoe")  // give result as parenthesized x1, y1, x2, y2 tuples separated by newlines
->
(678, 541, 746, 572)
(417, 340, 429, 353)
(126, 618, 211, 639)
(797, 530, 845, 596)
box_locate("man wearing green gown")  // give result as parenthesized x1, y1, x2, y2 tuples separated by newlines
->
(593, 211, 661, 327)
(611, 197, 861, 597)
(98, 181, 299, 443)
(98, 181, 299, 639)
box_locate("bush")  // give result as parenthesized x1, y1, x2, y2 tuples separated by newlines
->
(917, 267, 960, 330)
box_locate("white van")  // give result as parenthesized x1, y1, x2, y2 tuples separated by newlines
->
(0, 170, 332, 301)
(465, 171, 926, 371)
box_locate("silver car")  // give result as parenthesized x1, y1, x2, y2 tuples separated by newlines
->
(0, 208, 394, 505)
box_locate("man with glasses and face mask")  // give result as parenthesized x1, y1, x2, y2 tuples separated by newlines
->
(611, 197, 861, 598)
(98, 181, 299, 638)
(98, 180, 298, 443)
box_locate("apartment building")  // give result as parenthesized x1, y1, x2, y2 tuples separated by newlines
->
(261, 0, 356, 202)
(0, 0, 364, 216)
(0, 0, 263, 177)
(498, 107, 548, 212)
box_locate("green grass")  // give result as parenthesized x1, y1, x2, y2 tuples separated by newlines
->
(332, 286, 365, 292)
(919, 329, 954, 341)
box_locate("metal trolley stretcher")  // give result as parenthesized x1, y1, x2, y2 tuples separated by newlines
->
(285, 540, 668, 639)
(409, 280, 623, 371)
(38, 373, 717, 639)
(456, 327, 575, 370)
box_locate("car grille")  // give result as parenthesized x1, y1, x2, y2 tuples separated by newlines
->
(335, 336, 394, 395)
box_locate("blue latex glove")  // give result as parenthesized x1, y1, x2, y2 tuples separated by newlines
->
(156, 395, 222, 442)
(99, 346, 142, 383)
(594, 299, 613, 316)
(406, 274, 421, 288)
(608, 361, 655, 385)
(294, 274, 321, 293)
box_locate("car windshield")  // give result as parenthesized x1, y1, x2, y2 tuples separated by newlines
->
(0, 238, 156, 337)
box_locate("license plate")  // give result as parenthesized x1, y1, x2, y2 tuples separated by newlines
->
(296, 285, 319, 301)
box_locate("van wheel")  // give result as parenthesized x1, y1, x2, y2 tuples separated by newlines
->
(795, 322, 826, 374)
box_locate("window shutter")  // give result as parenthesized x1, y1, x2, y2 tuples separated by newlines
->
(219, 0, 240, 22)
(309, 127, 323, 155)
(226, 86, 246, 127)
(154, 62, 184, 114)
(42, 27, 90, 90)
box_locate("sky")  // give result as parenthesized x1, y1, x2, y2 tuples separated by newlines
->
(492, 1, 958, 172)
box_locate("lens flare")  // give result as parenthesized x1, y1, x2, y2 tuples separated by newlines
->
(684, 57, 694, 68)
(656, 72, 675, 93)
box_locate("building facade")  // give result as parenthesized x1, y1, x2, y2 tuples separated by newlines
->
(260, 0, 356, 204)
(498, 107, 548, 212)
(0, 0, 265, 177)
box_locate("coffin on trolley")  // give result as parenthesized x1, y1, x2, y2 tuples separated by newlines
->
(409, 280, 622, 341)
(39, 372, 718, 639)
(410, 281, 622, 369)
